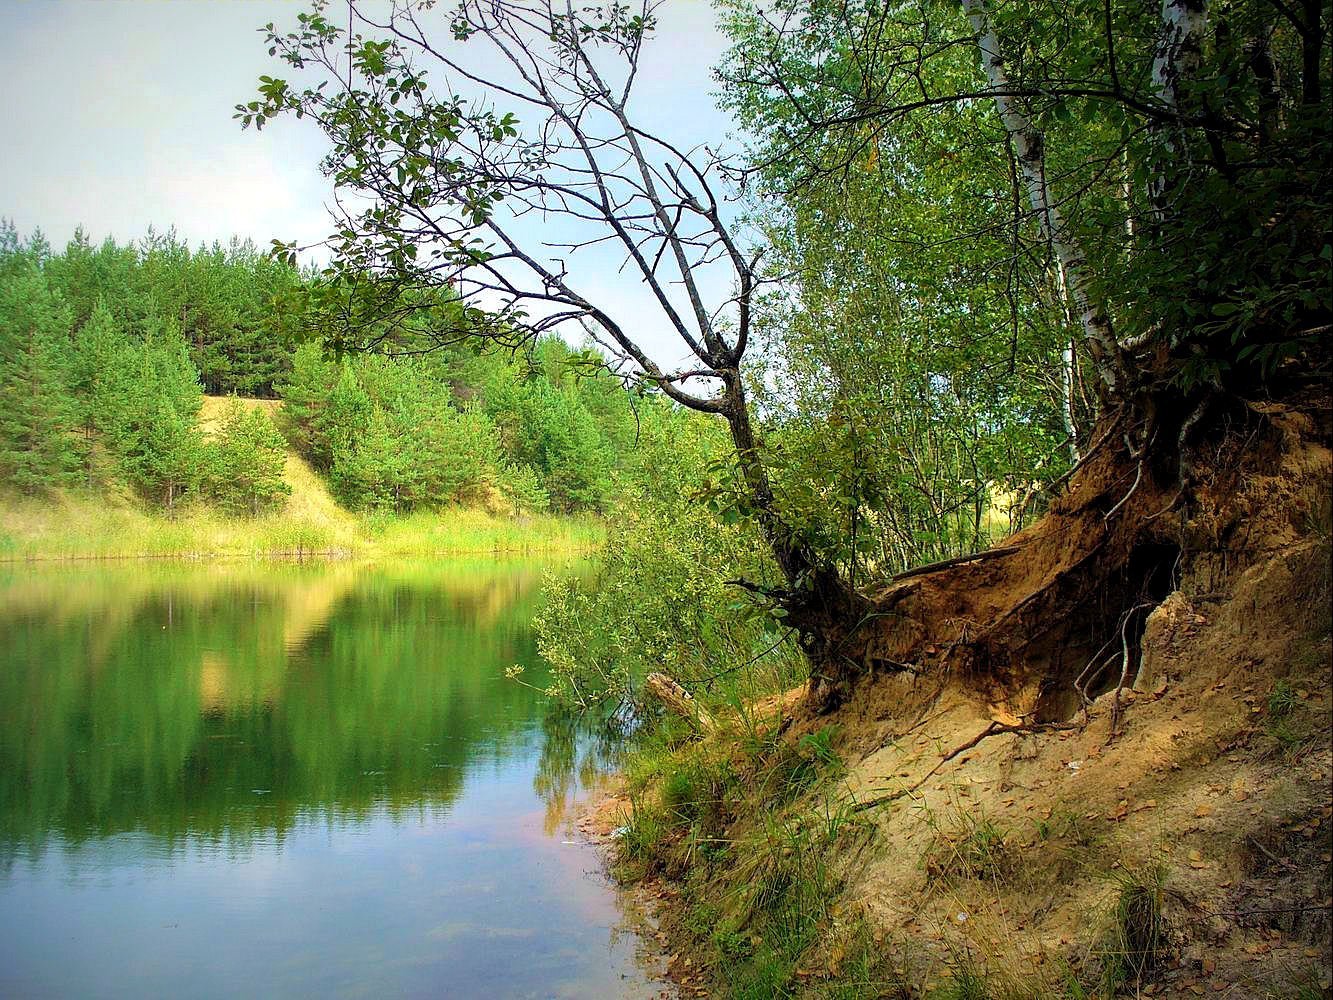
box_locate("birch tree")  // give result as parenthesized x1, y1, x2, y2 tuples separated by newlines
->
(720, 0, 1329, 424)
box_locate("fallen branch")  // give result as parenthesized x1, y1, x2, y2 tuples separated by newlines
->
(643, 671, 713, 732)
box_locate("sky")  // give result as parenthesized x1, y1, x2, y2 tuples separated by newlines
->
(1, 0, 740, 365)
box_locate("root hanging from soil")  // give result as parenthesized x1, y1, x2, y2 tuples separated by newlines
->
(805, 389, 1331, 725)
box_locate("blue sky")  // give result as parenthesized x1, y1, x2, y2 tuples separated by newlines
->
(1, 1, 741, 364)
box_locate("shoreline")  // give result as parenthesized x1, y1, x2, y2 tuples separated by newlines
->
(0, 542, 599, 566)
(568, 776, 700, 1000)
(1, 493, 605, 564)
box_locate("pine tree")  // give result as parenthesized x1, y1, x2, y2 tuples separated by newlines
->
(0, 257, 79, 492)
(66, 298, 128, 440)
(275, 342, 342, 467)
(332, 408, 404, 511)
(109, 318, 206, 510)
(207, 401, 291, 516)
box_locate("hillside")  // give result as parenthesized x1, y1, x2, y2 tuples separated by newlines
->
(0, 396, 602, 561)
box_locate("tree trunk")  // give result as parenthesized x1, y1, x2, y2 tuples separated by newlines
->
(1149, 0, 1210, 214)
(721, 373, 871, 711)
(960, 0, 1123, 396)
(643, 672, 713, 731)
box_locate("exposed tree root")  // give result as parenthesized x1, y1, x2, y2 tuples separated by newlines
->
(850, 718, 1080, 813)
(804, 390, 1328, 726)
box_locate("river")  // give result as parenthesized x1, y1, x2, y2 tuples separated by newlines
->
(0, 558, 663, 999)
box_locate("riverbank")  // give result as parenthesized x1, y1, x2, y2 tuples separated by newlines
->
(0, 491, 603, 561)
(1, 393, 606, 562)
(594, 413, 1332, 999)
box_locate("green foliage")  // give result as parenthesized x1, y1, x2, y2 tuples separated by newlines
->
(46, 226, 302, 396)
(721, 0, 1331, 409)
(928, 960, 994, 1000)
(276, 334, 641, 515)
(206, 401, 292, 516)
(1267, 679, 1299, 718)
(103, 320, 207, 509)
(480, 361, 614, 513)
(534, 400, 804, 708)
(0, 240, 80, 492)
(66, 298, 126, 438)
(287, 352, 505, 513)
(275, 341, 343, 467)
(1, 219, 651, 519)
(497, 463, 550, 514)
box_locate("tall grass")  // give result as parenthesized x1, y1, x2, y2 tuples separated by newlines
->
(0, 491, 603, 562)
(367, 508, 604, 556)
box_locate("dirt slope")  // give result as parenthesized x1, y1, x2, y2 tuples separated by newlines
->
(613, 396, 1332, 998)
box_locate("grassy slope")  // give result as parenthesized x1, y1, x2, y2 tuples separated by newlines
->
(0, 396, 603, 561)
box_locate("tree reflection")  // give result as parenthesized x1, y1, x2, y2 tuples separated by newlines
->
(0, 559, 568, 864)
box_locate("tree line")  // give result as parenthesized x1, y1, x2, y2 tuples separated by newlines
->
(0, 222, 669, 517)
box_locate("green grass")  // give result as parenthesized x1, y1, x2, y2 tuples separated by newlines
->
(1258, 678, 1324, 762)
(366, 507, 604, 556)
(0, 490, 604, 562)
(1095, 863, 1169, 994)
(610, 708, 895, 999)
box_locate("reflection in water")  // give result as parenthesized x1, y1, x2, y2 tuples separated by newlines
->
(0, 559, 661, 999)
(534, 712, 628, 837)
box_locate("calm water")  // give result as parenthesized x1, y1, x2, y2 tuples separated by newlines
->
(0, 559, 659, 999)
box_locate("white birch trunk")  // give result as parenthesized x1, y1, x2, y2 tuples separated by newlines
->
(1152, 0, 1208, 112)
(1149, 0, 1209, 212)
(1052, 261, 1085, 462)
(960, 0, 1122, 393)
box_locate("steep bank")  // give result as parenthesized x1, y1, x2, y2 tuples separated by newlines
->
(608, 399, 1332, 998)
(0, 396, 603, 561)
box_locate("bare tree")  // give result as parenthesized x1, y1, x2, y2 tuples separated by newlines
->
(242, 0, 868, 702)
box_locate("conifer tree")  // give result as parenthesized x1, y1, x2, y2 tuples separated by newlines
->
(331, 408, 404, 511)
(66, 298, 127, 440)
(275, 342, 342, 468)
(207, 401, 291, 516)
(0, 256, 79, 492)
(109, 318, 206, 510)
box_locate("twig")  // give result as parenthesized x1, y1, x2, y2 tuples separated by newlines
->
(1245, 835, 1299, 873)
(852, 720, 1075, 812)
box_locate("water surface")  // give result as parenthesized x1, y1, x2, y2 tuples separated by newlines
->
(0, 558, 656, 999)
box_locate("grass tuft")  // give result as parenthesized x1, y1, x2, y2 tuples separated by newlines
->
(924, 809, 1011, 883)
(1096, 863, 1169, 993)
